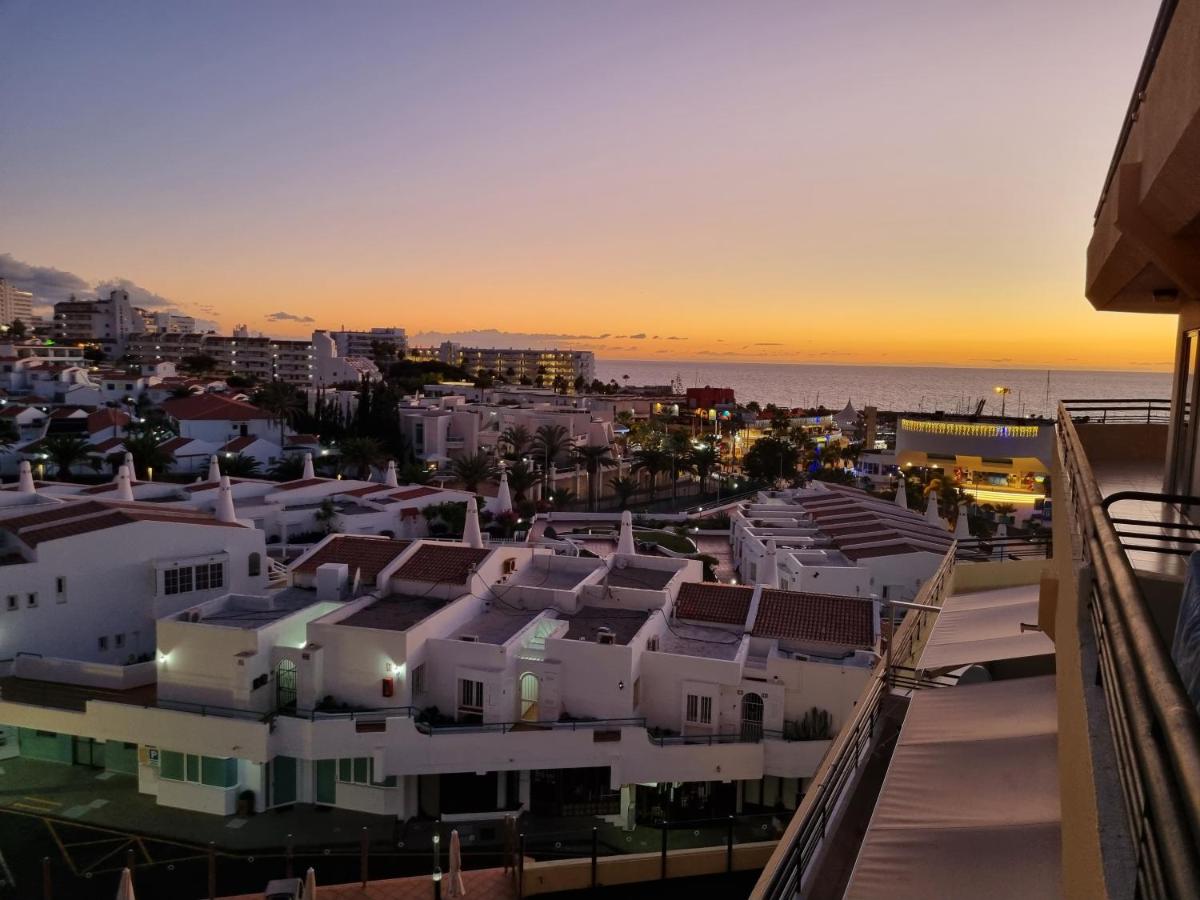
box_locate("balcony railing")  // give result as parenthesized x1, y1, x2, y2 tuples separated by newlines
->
(1103, 491, 1200, 557)
(1058, 402, 1200, 899)
(1061, 397, 1173, 424)
(752, 546, 955, 899)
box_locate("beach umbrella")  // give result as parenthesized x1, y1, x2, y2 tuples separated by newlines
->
(954, 503, 971, 539)
(894, 476, 908, 510)
(924, 493, 941, 526)
(115, 867, 135, 900)
(123, 451, 135, 477)
(385, 459, 399, 487)
(496, 465, 513, 514)
(304, 866, 317, 898)
(448, 828, 466, 897)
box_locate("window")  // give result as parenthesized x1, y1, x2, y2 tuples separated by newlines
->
(114, 633, 125, 649)
(160, 751, 236, 787)
(55, 577, 67, 601)
(248, 553, 261, 578)
(685, 694, 713, 726)
(6, 595, 16, 611)
(26, 593, 37, 608)
(165, 563, 223, 596)
(335, 756, 396, 787)
(412, 663, 427, 697)
(459, 678, 483, 711)
(98, 636, 109, 652)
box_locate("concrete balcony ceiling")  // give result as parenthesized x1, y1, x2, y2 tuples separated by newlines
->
(1087, 0, 1200, 312)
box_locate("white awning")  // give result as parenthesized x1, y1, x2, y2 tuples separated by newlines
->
(918, 584, 1053, 671)
(844, 675, 1061, 900)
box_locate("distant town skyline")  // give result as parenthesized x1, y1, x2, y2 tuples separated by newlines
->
(0, 0, 1174, 371)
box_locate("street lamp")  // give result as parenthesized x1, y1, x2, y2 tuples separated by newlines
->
(993, 386, 1011, 417)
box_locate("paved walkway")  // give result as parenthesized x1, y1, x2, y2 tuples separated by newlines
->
(221, 865, 517, 899)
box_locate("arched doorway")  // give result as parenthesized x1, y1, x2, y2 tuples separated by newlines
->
(741, 692, 764, 742)
(519, 672, 540, 722)
(276, 659, 297, 711)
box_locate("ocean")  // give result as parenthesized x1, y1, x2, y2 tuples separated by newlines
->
(594, 359, 1172, 418)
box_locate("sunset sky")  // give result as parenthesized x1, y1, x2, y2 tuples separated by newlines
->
(0, 0, 1175, 370)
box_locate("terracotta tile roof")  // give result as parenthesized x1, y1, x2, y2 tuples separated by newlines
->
(838, 542, 937, 560)
(221, 435, 259, 453)
(752, 588, 875, 648)
(86, 409, 130, 433)
(160, 436, 199, 453)
(47, 407, 88, 419)
(338, 484, 392, 498)
(0, 499, 242, 547)
(294, 535, 412, 582)
(674, 582, 754, 626)
(89, 437, 125, 453)
(393, 544, 491, 584)
(272, 477, 331, 492)
(161, 394, 270, 422)
(388, 486, 443, 501)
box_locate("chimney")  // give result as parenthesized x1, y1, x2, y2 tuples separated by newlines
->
(17, 460, 36, 494)
(207, 454, 221, 483)
(302, 452, 315, 480)
(215, 475, 238, 523)
(115, 465, 135, 502)
(463, 496, 484, 549)
(616, 509, 636, 556)
(385, 459, 398, 487)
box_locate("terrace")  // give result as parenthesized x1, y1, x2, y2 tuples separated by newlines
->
(336, 594, 450, 633)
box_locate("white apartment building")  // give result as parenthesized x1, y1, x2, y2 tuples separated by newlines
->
(127, 332, 315, 386)
(328, 327, 407, 360)
(312, 331, 381, 387)
(53, 289, 148, 352)
(732, 482, 953, 602)
(409, 342, 596, 386)
(149, 311, 197, 334)
(0, 278, 34, 327)
(0, 506, 889, 824)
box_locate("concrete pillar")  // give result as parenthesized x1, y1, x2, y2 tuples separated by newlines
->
(620, 784, 636, 831)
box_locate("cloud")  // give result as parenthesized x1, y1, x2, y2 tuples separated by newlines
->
(629, 332, 647, 340)
(666, 336, 685, 341)
(0, 252, 89, 302)
(754, 342, 784, 347)
(265, 311, 316, 323)
(94, 277, 175, 309)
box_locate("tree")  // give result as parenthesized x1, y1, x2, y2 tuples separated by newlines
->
(743, 437, 800, 484)
(268, 455, 305, 481)
(40, 434, 95, 480)
(0, 419, 18, 451)
(575, 444, 616, 511)
(449, 451, 498, 492)
(7, 319, 27, 339)
(504, 460, 538, 502)
(533, 424, 573, 492)
(499, 425, 533, 461)
(121, 430, 174, 479)
(398, 462, 430, 486)
(220, 453, 262, 478)
(545, 488, 575, 509)
(631, 446, 670, 500)
(689, 444, 719, 489)
(666, 430, 693, 507)
(256, 381, 304, 445)
(573, 374, 586, 394)
(315, 498, 340, 535)
(180, 354, 218, 375)
(608, 475, 638, 510)
(338, 436, 385, 480)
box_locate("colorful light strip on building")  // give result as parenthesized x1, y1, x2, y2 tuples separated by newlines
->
(899, 419, 1040, 439)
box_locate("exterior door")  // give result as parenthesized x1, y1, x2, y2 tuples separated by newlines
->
(272, 755, 297, 806)
(276, 659, 297, 711)
(519, 673, 539, 722)
(72, 737, 104, 768)
(741, 693, 764, 742)
(315, 759, 336, 805)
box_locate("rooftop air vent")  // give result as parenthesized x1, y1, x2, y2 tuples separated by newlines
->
(459, 634, 479, 643)
(597, 627, 616, 645)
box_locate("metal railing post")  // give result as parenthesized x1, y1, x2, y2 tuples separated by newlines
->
(518, 833, 525, 900)
(42, 857, 51, 900)
(591, 826, 599, 888)
(660, 821, 668, 880)
(360, 826, 369, 887)
(286, 833, 294, 878)
(727, 815, 735, 872)
(207, 842, 216, 900)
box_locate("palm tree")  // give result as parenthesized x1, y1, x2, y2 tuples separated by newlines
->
(533, 424, 573, 493)
(122, 430, 174, 479)
(499, 425, 533, 462)
(504, 460, 538, 502)
(398, 462, 430, 486)
(40, 434, 95, 481)
(608, 475, 638, 510)
(689, 444, 719, 492)
(574, 444, 616, 511)
(256, 381, 304, 445)
(545, 487, 575, 509)
(631, 446, 669, 501)
(268, 455, 305, 481)
(666, 430, 693, 507)
(338, 436, 385, 480)
(220, 453, 262, 478)
(180, 353, 217, 376)
(449, 451, 498, 492)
